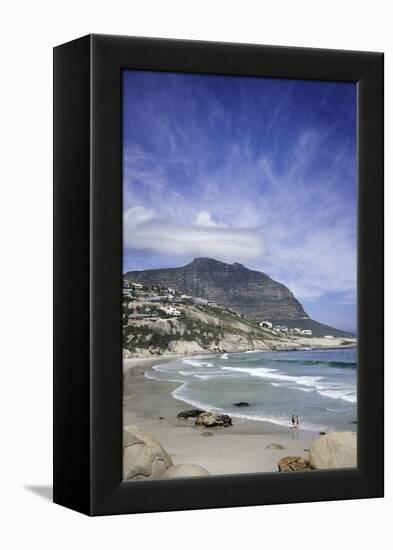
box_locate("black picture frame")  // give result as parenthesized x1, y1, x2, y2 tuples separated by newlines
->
(53, 34, 384, 516)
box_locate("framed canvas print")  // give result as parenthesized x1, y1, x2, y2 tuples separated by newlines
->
(53, 34, 384, 516)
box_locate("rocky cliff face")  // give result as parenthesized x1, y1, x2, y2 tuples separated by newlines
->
(125, 257, 309, 321)
(123, 304, 302, 356)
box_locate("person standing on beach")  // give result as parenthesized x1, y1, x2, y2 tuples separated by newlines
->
(291, 414, 296, 428)
(296, 415, 300, 428)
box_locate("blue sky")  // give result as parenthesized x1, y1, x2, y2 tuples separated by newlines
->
(123, 70, 357, 332)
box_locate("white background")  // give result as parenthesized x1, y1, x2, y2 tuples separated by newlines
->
(0, 1, 390, 548)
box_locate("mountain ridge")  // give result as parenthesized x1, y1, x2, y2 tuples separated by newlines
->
(124, 258, 353, 338)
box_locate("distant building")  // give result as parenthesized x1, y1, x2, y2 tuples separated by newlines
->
(195, 297, 209, 305)
(260, 320, 273, 329)
(150, 296, 165, 302)
(123, 279, 130, 289)
(160, 305, 181, 317)
(301, 329, 312, 336)
(180, 294, 194, 304)
(131, 282, 143, 289)
(274, 325, 288, 332)
(207, 301, 217, 307)
(324, 335, 334, 339)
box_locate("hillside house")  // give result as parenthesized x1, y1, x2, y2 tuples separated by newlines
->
(260, 320, 273, 329)
(301, 329, 312, 336)
(150, 295, 166, 302)
(131, 282, 143, 288)
(160, 305, 181, 317)
(195, 297, 209, 305)
(274, 325, 288, 332)
(180, 294, 194, 304)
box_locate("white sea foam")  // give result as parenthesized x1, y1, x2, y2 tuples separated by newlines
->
(318, 388, 357, 403)
(182, 359, 214, 368)
(222, 365, 356, 403)
(146, 348, 356, 431)
(222, 366, 324, 388)
(171, 383, 323, 431)
(193, 373, 233, 380)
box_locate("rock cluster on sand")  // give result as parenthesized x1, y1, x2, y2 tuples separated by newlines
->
(195, 412, 233, 427)
(308, 432, 357, 469)
(178, 409, 233, 428)
(123, 426, 210, 480)
(177, 409, 205, 419)
(278, 456, 310, 472)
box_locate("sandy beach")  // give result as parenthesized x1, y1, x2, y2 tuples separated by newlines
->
(123, 357, 317, 476)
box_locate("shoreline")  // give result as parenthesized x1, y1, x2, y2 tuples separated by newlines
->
(123, 338, 357, 364)
(123, 355, 318, 475)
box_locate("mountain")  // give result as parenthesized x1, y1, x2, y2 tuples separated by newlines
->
(124, 258, 352, 337)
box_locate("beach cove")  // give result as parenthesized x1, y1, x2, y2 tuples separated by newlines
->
(123, 348, 357, 476)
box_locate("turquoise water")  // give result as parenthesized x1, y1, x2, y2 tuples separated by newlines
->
(146, 348, 357, 432)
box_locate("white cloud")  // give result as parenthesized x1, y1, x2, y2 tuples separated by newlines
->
(123, 205, 157, 228)
(194, 210, 227, 228)
(123, 208, 264, 262)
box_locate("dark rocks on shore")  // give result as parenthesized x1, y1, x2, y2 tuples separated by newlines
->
(195, 412, 233, 427)
(319, 431, 327, 435)
(234, 401, 250, 407)
(278, 456, 310, 472)
(177, 409, 205, 419)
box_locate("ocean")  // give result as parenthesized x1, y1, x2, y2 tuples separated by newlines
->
(146, 347, 357, 433)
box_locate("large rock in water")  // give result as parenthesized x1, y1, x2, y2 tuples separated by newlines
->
(309, 432, 357, 469)
(123, 426, 173, 480)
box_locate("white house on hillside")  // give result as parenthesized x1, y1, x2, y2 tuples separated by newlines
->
(260, 320, 273, 329)
(160, 305, 181, 317)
